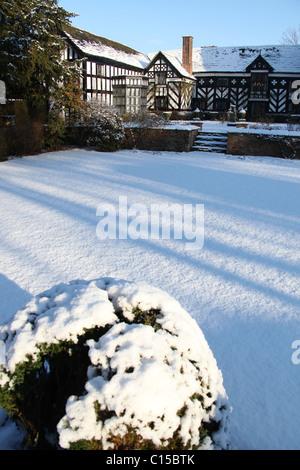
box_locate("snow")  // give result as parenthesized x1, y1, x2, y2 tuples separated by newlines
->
(55, 279, 229, 450)
(0, 276, 230, 450)
(124, 121, 199, 132)
(0, 142, 300, 449)
(150, 44, 300, 74)
(229, 123, 300, 137)
(200, 120, 300, 136)
(147, 51, 195, 80)
(170, 120, 300, 136)
(0, 281, 117, 372)
(64, 30, 149, 70)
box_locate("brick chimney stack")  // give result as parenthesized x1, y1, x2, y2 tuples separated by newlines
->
(182, 36, 193, 75)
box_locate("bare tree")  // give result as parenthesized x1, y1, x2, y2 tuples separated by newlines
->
(281, 26, 300, 45)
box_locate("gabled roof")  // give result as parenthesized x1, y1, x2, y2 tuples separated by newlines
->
(63, 25, 149, 71)
(246, 54, 274, 72)
(152, 45, 300, 74)
(146, 51, 195, 80)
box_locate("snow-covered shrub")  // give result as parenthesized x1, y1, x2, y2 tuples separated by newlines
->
(79, 101, 125, 152)
(122, 111, 166, 149)
(0, 278, 230, 450)
(123, 110, 166, 128)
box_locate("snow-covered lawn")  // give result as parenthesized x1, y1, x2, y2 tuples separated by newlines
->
(0, 146, 299, 450)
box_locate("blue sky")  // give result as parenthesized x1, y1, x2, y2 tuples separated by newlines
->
(59, 0, 299, 54)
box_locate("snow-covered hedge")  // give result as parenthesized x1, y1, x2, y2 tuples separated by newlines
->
(0, 278, 230, 450)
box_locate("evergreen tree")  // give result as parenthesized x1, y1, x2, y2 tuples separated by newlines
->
(0, 0, 81, 108)
(0, 0, 30, 96)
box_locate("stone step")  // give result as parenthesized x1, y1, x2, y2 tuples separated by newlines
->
(195, 133, 228, 141)
(194, 139, 227, 148)
(192, 145, 226, 153)
(192, 131, 228, 153)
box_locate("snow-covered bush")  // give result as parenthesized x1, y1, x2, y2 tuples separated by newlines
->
(122, 111, 166, 149)
(79, 101, 125, 152)
(0, 278, 230, 450)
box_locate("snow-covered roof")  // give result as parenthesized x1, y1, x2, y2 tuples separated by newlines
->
(147, 51, 195, 80)
(151, 45, 300, 74)
(164, 51, 195, 80)
(64, 26, 149, 71)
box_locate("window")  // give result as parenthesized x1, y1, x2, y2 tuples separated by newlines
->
(155, 72, 167, 85)
(97, 64, 106, 76)
(217, 77, 228, 87)
(155, 86, 167, 97)
(251, 73, 268, 97)
(155, 96, 168, 110)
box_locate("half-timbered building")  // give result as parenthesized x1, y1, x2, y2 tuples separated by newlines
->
(63, 26, 300, 120)
(62, 26, 149, 114)
(157, 40, 300, 119)
(145, 41, 195, 111)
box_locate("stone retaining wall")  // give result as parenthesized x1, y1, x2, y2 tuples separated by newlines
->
(123, 126, 199, 152)
(65, 125, 199, 153)
(227, 132, 300, 159)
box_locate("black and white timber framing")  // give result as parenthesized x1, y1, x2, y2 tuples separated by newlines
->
(62, 26, 149, 113)
(163, 45, 300, 119)
(144, 51, 195, 111)
(63, 27, 300, 120)
(193, 54, 300, 119)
